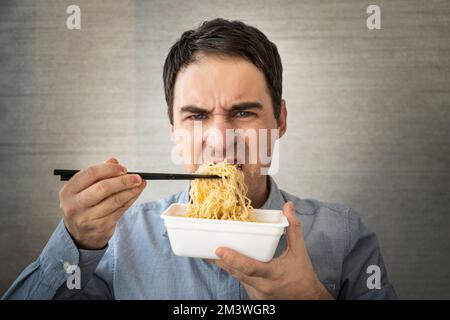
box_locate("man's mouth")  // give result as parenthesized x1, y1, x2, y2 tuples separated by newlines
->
(210, 159, 243, 170)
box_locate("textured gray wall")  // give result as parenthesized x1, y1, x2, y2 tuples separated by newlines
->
(1, 0, 449, 299)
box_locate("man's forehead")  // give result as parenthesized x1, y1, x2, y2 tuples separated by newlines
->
(173, 55, 270, 111)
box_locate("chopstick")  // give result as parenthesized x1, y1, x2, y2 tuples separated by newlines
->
(53, 169, 222, 181)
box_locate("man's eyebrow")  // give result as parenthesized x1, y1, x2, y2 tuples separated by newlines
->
(180, 105, 212, 114)
(179, 101, 263, 114)
(229, 101, 263, 112)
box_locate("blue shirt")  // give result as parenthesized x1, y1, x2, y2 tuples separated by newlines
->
(2, 176, 397, 299)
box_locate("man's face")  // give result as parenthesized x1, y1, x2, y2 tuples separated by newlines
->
(170, 53, 286, 199)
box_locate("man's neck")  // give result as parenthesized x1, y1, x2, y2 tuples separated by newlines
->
(249, 175, 270, 209)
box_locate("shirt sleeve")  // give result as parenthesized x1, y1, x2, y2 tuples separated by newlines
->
(1, 220, 113, 300)
(337, 208, 398, 300)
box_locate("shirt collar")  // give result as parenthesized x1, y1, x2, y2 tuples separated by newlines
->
(259, 175, 286, 210)
(177, 182, 190, 204)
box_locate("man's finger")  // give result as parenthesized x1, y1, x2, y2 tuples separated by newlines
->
(214, 260, 263, 288)
(93, 186, 144, 225)
(76, 173, 143, 207)
(215, 247, 271, 278)
(283, 201, 303, 253)
(89, 179, 147, 220)
(105, 157, 119, 164)
(69, 162, 127, 194)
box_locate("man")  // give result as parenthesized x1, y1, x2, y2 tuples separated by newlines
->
(3, 18, 396, 299)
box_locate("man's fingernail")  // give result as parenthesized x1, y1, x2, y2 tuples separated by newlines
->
(121, 165, 127, 173)
(216, 249, 224, 258)
(133, 175, 141, 185)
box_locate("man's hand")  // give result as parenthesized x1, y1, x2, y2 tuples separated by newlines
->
(212, 201, 334, 300)
(58, 157, 147, 250)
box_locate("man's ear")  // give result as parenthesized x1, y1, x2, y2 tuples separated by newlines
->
(277, 99, 287, 139)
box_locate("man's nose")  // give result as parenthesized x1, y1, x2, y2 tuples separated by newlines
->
(204, 118, 236, 156)
(210, 116, 235, 135)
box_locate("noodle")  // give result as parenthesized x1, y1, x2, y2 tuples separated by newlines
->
(186, 161, 255, 222)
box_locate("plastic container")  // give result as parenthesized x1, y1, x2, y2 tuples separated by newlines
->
(160, 203, 289, 262)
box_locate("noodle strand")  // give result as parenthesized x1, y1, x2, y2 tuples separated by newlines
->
(186, 161, 255, 222)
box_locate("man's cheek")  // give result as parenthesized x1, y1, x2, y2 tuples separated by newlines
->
(177, 133, 203, 166)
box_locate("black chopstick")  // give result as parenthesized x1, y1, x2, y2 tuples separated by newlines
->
(53, 169, 221, 181)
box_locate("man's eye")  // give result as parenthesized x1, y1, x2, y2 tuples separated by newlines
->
(235, 111, 254, 118)
(188, 114, 207, 121)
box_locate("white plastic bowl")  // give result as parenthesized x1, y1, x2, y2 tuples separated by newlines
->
(160, 203, 289, 262)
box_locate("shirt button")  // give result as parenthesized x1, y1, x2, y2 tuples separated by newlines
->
(63, 261, 72, 272)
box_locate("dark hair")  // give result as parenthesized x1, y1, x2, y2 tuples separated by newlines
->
(163, 18, 283, 125)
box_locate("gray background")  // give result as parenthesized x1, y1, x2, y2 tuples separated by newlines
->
(1, 0, 449, 299)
